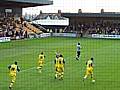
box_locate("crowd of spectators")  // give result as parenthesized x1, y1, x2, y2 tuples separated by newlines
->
(1, 13, 120, 39)
(0, 13, 28, 39)
(68, 22, 120, 36)
(82, 22, 120, 35)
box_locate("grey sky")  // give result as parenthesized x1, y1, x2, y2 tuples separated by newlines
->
(23, 0, 120, 15)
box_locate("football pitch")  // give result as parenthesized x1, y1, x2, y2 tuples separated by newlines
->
(0, 37, 120, 90)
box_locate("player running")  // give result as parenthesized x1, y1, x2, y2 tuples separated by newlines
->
(55, 54, 65, 80)
(83, 57, 95, 83)
(37, 52, 45, 73)
(54, 53, 59, 79)
(76, 42, 81, 60)
(8, 61, 20, 89)
(54, 50, 60, 78)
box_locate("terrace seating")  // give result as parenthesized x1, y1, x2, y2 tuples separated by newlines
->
(25, 22, 42, 34)
(0, 15, 43, 39)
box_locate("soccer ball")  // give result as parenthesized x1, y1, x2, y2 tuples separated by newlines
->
(92, 80, 95, 83)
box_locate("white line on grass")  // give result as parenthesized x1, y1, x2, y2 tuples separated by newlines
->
(19, 55, 74, 73)
(19, 51, 86, 74)
(20, 67, 36, 73)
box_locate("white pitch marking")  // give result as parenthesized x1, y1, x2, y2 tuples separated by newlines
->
(20, 67, 36, 73)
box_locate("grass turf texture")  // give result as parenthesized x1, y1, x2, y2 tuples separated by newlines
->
(0, 37, 120, 90)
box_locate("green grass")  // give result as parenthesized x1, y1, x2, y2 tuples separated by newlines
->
(0, 37, 120, 90)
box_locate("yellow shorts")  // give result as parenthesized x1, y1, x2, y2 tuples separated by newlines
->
(9, 73, 16, 83)
(56, 65, 64, 73)
(38, 60, 44, 67)
(86, 67, 93, 76)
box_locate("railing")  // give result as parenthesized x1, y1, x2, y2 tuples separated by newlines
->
(26, 22, 43, 34)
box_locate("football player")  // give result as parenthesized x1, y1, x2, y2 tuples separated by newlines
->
(8, 61, 20, 89)
(83, 58, 95, 83)
(37, 52, 45, 73)
(76, 42, 81, 60)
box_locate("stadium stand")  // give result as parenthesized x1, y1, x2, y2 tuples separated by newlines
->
(62, 9, 120, 37)
(0, 0, 53, 39)
(0, 16, 43, 39)
(70, 22, 120, 35)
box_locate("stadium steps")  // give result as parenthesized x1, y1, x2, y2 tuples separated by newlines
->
(25, 22, 43, 34)
(23, 26, 35, 34)
(31, 24, 49, 33)
(15, 23, 36, 35)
